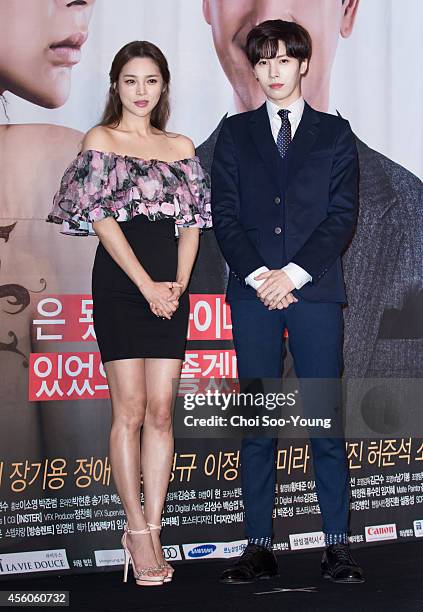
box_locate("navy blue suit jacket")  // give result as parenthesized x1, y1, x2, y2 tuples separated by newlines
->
(211, 101, 359, 303)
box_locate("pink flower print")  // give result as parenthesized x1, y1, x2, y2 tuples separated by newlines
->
(142, 179, 162, 201)
(89, 206, 105, 222)
(175, 185, 188, 200)
(159, 201, 175, 216)
(87, 181, 100, 196)
(136, 201, 149, 216)
(147, 165, 160, 180)
(90, 153, 103, 172)
(182, 162, 196, 182)
(163, 177, 179, 196)
(108, 170, 117, 192)
(115, 159, 128, 188)
(189, 180, 201, 199)
(147, 201, 160, 216)
(80, 193, 90, 208)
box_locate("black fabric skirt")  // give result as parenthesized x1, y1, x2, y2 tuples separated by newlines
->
(92, 215, 189, 363)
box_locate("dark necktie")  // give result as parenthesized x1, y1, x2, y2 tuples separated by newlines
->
(276, 108, 291, 158)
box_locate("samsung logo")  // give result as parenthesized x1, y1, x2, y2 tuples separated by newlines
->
(187, 544, 217, 558)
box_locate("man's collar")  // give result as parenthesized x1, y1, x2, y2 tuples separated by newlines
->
(227, 95, 305, 119)
(266, 96, 305, 121)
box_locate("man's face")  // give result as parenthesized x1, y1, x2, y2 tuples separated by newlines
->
(203, 0, 359, 112)
(253, 40, 308, 107)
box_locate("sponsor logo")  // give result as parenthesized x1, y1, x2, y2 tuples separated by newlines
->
(413, 520, 423, 538)
(95, 546, 182, 567)
(289, 531, 325, 550)
(163, 546, 182, 561)
(365, 523, 397, 542)
(0, 550, 69, 575)
(186, 544, 217, 559)
(182, 540, 247, 560)
(221, 541, 247, 557)
(94, 550, 124, 567)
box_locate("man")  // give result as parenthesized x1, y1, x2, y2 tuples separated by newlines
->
(196, 0, 423, 382)
(211, 19, 364, 584)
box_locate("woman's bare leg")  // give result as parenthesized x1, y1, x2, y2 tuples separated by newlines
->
(105, 358, 165, 577)
(141, 358, 182, 563)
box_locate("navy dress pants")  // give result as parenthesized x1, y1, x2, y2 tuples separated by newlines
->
(229, 297, 350, 539)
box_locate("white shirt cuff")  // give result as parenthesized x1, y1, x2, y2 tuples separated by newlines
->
(245, 266, 270, 289)
(282, 262, 312, 290)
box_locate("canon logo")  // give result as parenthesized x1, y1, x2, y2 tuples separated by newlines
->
(365, 523, 397, 542)
(367, 526, 394, 536)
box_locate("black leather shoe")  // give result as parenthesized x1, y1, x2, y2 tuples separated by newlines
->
(321, 543, 365, 583)
(220, 543, 278, 584)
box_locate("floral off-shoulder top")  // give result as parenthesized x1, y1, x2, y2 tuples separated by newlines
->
(46, 149, 212, 236)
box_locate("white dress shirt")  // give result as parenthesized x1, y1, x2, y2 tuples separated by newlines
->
(245, 96, 313, 291)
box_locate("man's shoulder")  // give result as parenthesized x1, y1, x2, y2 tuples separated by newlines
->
(309, 106, 350, 131)
(223, 109, 257, 129)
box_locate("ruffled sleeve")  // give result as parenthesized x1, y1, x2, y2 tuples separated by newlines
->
(172, 157, 212, 229)
(46, 149, 128, 236)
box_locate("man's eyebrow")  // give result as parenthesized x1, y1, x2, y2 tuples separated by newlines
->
(259, 54, 288, 60)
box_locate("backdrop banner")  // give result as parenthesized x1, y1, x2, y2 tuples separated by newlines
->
(0, 0, 422, 577)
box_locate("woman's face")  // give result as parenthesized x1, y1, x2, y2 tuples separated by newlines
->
(117, 57, 165, 120)
(0, 0, 95, 108)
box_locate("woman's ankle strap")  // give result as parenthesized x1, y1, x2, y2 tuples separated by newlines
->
(124, 523, 150, 535)
(147, 522, 162, 531)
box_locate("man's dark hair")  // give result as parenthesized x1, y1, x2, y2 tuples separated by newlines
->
(246, 20, 312, 67)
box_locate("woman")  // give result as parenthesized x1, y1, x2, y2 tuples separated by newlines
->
(47, 40, 211, 586)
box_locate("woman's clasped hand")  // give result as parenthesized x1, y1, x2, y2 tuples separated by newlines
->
(141, 280, 184, 319)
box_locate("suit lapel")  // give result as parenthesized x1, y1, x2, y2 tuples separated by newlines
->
(249, 103, 282, 192)
(286, 101, 320, 190)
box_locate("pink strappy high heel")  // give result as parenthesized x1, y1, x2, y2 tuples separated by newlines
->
(121, 523, 165, 586)
(147, 522, 175, 582)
